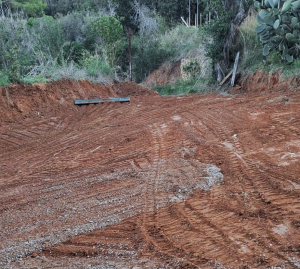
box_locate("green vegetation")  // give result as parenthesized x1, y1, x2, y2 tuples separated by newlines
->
(160, 25, 204, 60)
(202, 0, 232, 63)
(0, 72, 9, 86)
(183, 60, 201, 79)
(238, 8, 300, 78)
(3, 0, 300, 94)
(254, 0, 300, 63)
(92, 15, 124, 67)
(81, 52, 114, 78)
(6, 0, 46, 17)
(154, 78, 213, 96)
(238, 12, 264, 73)
(0, 0, 249, 89)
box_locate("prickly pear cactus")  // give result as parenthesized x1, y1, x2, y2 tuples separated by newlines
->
(254, 0, 300, 63)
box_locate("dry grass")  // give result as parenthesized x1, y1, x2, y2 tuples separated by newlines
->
(238, 12, 263, 73)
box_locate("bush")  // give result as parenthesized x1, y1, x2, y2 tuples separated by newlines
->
(237, 11, 300, 78)
(49, 61, 87, 81)
(254, 0, 300, 64)
(238, 12, 263, 73)
(132, 35, 171, 82)
(202, 0, 232, 63)
(0, 72, 10, 87)
(154, 78, 211, 96)
(160, 25, 203, 60)
(0, 11, 31, 83)
(183, 60, 201, 79)
(9, 0, 46, 17)
(159, 25, 212, 80)
(92, 15, 124, 67)
(56, 11, 99, 49)
(30, 16, 65, 63)
(81, 51, 114, 78)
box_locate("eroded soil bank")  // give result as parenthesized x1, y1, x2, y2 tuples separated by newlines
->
(1, 77, 300, 268)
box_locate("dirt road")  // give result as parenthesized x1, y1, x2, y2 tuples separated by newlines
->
(0, 79, 300, 268)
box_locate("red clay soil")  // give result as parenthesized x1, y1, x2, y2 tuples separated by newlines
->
(145, 60, 182, 87)
(1, 76, 300, 268)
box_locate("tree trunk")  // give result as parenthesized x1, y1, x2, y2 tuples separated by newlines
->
(127, 28, 132, 81)
(222, 1, 245, 67)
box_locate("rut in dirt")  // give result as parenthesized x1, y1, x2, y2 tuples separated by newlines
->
(1, 80, 300, 268)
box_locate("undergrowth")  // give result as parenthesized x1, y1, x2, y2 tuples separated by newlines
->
(239, 12, 300, 79)
(154, 78, 213, 96)
(160, 25, 204, 60)
(0, 72, 10, 87)
(238, 12, 263, 74)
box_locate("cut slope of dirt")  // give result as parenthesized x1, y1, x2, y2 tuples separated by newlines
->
(145, 61, 182, 87)
(1, 79, 300, 268)
(0, 80, 156, 123)
(230, 70, 300, 95)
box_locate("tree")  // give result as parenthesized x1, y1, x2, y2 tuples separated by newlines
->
(43, 0, 112, 16)
(201, 0, 250, 80)
(156, 0, 188, 24)
(92, 15, 124, 66)
(8, 0, 47, 17)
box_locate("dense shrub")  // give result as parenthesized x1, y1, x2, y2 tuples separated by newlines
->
(238, 12, 263, 72)
(0, 6, 116, 84)
(132, 36, 170, 82)
(183, 60, 201, 79)
(160, 25, 203, 60)
(30, 16, 65, 63)
(0, 11, 32, 82)
(8, 0, 46, 17)
(254, 0, 300, 63)
(81, 51, 114, 78)
(92, 15, 124, 67)
(202, 0, 232, 63)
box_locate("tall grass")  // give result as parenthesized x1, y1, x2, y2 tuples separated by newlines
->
(238, 12, 263, 73)
(160, 25, 206, 60)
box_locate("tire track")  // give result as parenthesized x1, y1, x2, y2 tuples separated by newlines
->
(2, 85, 300, 268)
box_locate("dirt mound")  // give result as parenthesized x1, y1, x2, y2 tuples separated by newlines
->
(113, 81, 158, 97)
(1, 77, 300, 268)
(0, 80, 155, 123)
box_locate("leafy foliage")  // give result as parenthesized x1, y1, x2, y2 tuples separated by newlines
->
(43, 0, 111, 16)
(154, 78, 211, 96)
(0, 7, 116, 84)
(92, 15, 124, 66)
(81, 51, 114, 77)
(132, 36, 170, 82)
(156, 0, 188, 25)
(202, 0, 233, 63)
(8, 0, 46, 17)
(31, 16, 65, 63)
(159, 25, 203, 59)
(238, 12, 263, 72)
(0, 0, 247, 87)
(0, 12, 29, 83)
(0, 71, 9, 86)
(254, 0, 300, 63)
(183, 60, 201, 79)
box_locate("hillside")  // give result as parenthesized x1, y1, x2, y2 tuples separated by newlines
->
(1, 78, 300, 268)
(1, 1, 300, 268)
